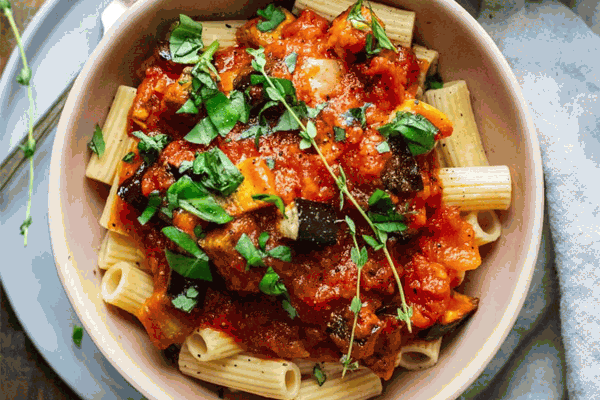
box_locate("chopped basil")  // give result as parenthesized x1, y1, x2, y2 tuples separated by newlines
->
(376, 141, 390, 153)
(167, 176, 210, 206)
(72, 325, 84, 347)
(256, 4, 287, 32)
(259, 267, 297, 319)
(192, 148, 244, 196)
(204, 91, 240, 137)
(171, 287, 201, 313)
(88, 124, 105, 157)
(267, 245, 292, 262)
(132, 131, 170, 165)
(251, 75, 297, 103)
(138, 191, 162, 225)
(313, 364, 327, 386)
(343, 103, 372, 128)
(347, 0, 370, 31)
(258, 232, 270, 251)
(122, 152, 135, 163)
(251, 194, 286, 215)
(284, 52, 298, 74)
(365, 33, 381, 56)
(194, 225, 204, 239)
(367, 189, 407, 233)
(369, 5, 396, 53)
(307, 102, 327, 119)
(334, 126, 346, 142)
(179, 160, 193, 174)
(165, 249, 212, 281)
(169, 15, 204, 64)
(184, 117, 219, 145)
(162, 226, 204, 257)
(177, 98, 199, 114)
(273, 107, 303, 132)
(425, 73, 444, 90)
(265, 157, 276, 169)
(378, 111, 438, 155)
(235, 233, 266, 269)
(179, 197, 233, 224)
(230, 90, 250, 124)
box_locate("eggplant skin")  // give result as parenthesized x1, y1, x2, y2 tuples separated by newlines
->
(296, 198, 339, 246)
(117, 162, 149, 212)
(380, 135, 423, 194)
(416, 298, 479, 341)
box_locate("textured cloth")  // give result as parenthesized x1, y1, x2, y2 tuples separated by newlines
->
(458, 1, 600, 398)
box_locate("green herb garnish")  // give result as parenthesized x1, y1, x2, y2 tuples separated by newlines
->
(132, 131, 170, 165)
(313, 364, 327, 386)
(2, 1, 37, 245)
(235, 233, 266, 269)
(256, 4, 287, 32)
(88, 124, 106, 157)
(376, 141, 390, 153)
(165, 249, 212, 281)
(425, 73, 444, 90)
(378, 110, 438, 155)
(251, 193, 286, 216)
(343, 103, 372, 128)
(334, 126, 346, 142)
(179, 197, 233, 224)
(259, 267, 297, 319)
(169, 15, 204, 64)
(72, 325, 84, 347)
(184, 117, 219, 145)
(284, 52, 298, 74)
(172, 287, 201, 313)
(192, 148, 244, 196)
(122, 152, 135, 163)
(138, 191, 162, 225)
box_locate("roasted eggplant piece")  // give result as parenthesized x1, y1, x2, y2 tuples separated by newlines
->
(279, 198, 339, 246)
(417, 292, 479, 341)
(117, 162, 149, 212)
(380, 135, 423, 194)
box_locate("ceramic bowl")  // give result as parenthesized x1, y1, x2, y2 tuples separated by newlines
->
(48, 0, 544, 399)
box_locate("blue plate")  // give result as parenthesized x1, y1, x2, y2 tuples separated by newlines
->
(0, 0, 142, 398)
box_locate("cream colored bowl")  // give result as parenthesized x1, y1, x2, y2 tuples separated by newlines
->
(48, 0, 544, 399)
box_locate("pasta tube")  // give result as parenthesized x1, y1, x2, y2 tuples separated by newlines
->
(100, 262, 154, 315)
(86, 85, 137, 185)
(179, 347, 301, 400)
(185, 327, 244, 362)
(98, 230, 147, 271)
(395, 337, 443, 370)
(202, 21, 245, 47)
(296, 369, 382, 400)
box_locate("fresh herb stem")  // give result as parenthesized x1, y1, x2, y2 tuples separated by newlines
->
(253, 60, 412, 333)
(2, 2, 36, 246)
(343, 233, 362, 377)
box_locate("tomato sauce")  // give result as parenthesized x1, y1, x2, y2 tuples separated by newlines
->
(116, 8, 481, 379)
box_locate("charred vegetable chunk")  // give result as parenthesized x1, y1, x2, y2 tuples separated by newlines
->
(417, 292, 479, 341)
(279, 198, 339, 246)
(117, 162, 149, 212)
(380, 135, 423, 194)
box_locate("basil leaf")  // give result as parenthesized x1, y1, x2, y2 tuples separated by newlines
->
(162, 226, 203, 258)
(172, 287, 201, 313)
(169, 15, 204, 64)
(268, 246, 292, 262)
(235, 233, 266, 269)
(138, 191, 162, 225)
(425, 73, 444, 90)
(194, 225, 204, 239)
(168, 175, 210, 202)
(88, 124, 105, 157)
(369, 7, 396, 53)
(365, 33, 381, 56)
(350, 296, 362, 314)
(334, 126, 346, 142)
(343, 103, 372, 128)
(179, 160, 193, 174)
(284, 52, 298, 74)
(72, 325, 84, 347)
(282, 298, 297, 319)
(230, 90, 250, 124)
(378, 111, 438, 155)
(192, 148, 244, 196)
(347, 0, 366, 23)
(259, 267, 287, 295)
(132, 131, 170, 165)
(256, 4, 287, 32)
(177, 98, 199, 114)
(265, 157, 276, 169)
(122, 152, 135, 163)
(165, 249, 212, 281)
(376, 141, 390, 153)
(251, 75, 297, 103)
(252, 194, 286, 216)
(368, 188, 391, 208)
(179, 197, 233, 224)
(258, 232, 270, 251)
(205, 91, 239, 136)
(307, 102, 327, 119)
(313, 364, 327, 386)
(185, 117, 219, 145)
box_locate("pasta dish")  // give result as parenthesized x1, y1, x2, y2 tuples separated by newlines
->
(85, 0, 512, 398)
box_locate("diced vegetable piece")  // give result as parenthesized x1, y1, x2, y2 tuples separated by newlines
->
(380, 134, 423, 194)
(279, 198, 339, 246)
(417, 292, 479, 341)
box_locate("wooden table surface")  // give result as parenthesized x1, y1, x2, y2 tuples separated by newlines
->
(1, 1, 80, 399)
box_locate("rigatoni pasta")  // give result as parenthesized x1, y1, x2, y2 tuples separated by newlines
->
(185, 327, 244, 361)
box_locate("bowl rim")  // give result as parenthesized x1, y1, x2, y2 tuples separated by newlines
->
(48, 0, 544, 399)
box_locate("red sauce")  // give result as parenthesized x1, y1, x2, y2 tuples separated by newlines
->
(114, 8, 481, 380)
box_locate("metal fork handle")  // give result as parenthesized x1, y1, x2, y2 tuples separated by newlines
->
(0, 78, 75, 191)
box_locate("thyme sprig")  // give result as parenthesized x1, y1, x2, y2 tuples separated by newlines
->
(246, 47, 413, 333)
(1, 1, 36, 246)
